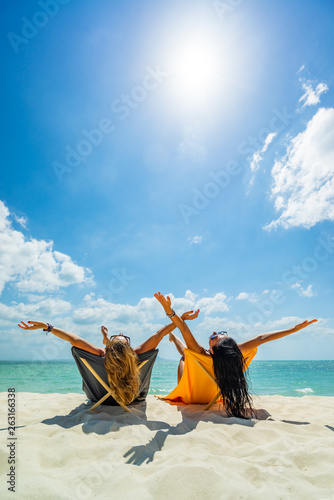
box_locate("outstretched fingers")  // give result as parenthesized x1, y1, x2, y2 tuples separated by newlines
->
(154, 291, 164, 301)
(154, 291, 173, 314)
(182, 309, 200, 320)
(154, 291, 168, 305)
(302, 319, 318, 327)
(191, 308, 200, 319)
(17, 321, 44, 330)
(295, 319, 318, 331)
(18, 321, 29, 329)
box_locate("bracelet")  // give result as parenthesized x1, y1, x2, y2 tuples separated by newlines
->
(43, 323, 54, 333)
(166, 310, 175, 318)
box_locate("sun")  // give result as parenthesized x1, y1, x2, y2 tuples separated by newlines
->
(169, 37, 221, 101)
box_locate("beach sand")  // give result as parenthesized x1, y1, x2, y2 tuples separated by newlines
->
(1, 393, 333, 499)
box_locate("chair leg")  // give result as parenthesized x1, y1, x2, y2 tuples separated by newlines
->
(80, 357, 130, 412)
(90, 392, 112, 411)
(204, 392, 221, 411)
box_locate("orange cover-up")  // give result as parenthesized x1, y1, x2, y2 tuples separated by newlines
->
(160, 347, 257, 405)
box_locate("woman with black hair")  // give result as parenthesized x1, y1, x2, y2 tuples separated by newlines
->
(154, 291, 317, 419)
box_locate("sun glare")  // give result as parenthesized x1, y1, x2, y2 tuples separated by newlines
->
(170, 38, 221, 101)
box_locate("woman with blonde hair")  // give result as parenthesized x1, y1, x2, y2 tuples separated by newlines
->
(18, 309, 198, 407)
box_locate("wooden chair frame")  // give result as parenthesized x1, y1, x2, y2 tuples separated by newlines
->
(80, 357, 148, 412)
(193, 359, 221, 411)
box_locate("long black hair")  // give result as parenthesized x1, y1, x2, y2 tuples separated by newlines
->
(211, 337, 253, 419)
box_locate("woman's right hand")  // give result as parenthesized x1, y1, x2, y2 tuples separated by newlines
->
(18, 321, 47, 330)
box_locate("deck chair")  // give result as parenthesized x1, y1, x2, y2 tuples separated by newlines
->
(72, 346, 158, 412)
(160, 347, 257, 410)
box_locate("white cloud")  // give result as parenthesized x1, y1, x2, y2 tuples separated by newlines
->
(163, 291, 229, 316)
(25, 294, 47, 302)
(196, 292, 229, 315)
(71, 290, 230, 328)
(0, 200, 93, 295)
(262, 132, 278, 153)
(235, 290, 273, 303)
(299, 79, 329, 108)
(14, 215, 28, 229)
(184, 290, 198, 301)
(265, 107, 334, 230)
(236, 292, 252, 301)
(83, 292, 95, 302)
(291, 283, 317, 298)
(250, 132, 277, 172)
(297, 64, 305, 74)
(188, 235, 203, 244)
(0, 297, 73, 327)
(249, 152, 261, 173)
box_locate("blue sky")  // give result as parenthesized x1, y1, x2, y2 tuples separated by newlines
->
(1, 0, 334, 360)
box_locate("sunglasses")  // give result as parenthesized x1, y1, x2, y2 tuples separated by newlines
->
(209, 331, 228, 340)
(108, 334, 131, 345)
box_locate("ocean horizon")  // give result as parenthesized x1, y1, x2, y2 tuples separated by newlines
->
(1, 359, 333, 398)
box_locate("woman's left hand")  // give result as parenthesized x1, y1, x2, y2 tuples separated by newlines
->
(101, 325, 109, 346)
(101, 326, 108, 336)
(293, 319, 318, 332)
(154, 291, 173, 314)
(18, 321, 47, 330)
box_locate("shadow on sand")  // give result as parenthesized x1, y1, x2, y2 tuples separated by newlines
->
(38, 398, 334, 466)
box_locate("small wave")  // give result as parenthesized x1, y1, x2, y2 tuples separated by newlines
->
(149, 388, 169, 393)
(295, 387, 314, 394)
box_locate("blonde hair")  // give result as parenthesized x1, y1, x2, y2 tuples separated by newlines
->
(104, 339, 140, 407)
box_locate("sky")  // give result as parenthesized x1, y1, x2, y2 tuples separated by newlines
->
(1, 0, 334, 361)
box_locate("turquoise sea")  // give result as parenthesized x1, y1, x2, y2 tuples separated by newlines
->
(0, 360, 333, 397)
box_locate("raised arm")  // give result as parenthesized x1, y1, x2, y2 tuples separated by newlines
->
(154, 292, 206, 355)
(134, 310, 201, 354)
(134, 322, 176, 355)
(18, 321, 105, 356)
(238, 319, 318, 353)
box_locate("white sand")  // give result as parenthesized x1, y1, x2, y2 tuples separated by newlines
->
(1, 393, 334, 499)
